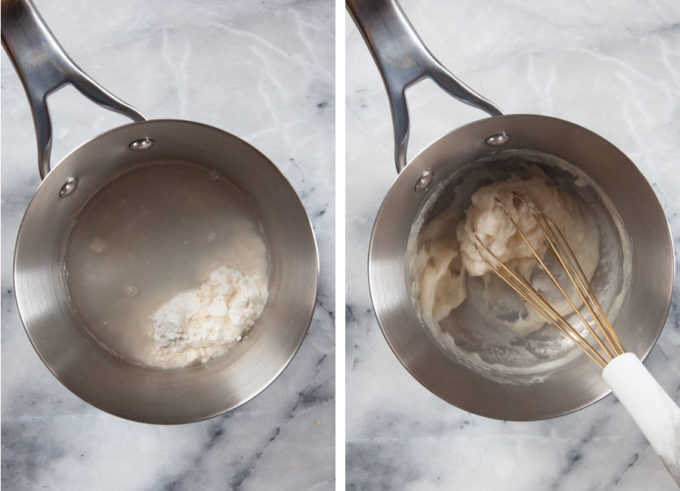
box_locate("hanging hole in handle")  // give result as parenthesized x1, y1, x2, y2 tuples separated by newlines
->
(36, 86, 146, 178)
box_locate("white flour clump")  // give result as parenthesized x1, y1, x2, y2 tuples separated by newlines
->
(149, 266, 267, 368)
(413, 169, 600, 335)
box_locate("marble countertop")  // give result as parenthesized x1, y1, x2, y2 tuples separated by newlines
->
(1, 1, 334, 490)
(346, 1, 680, 489)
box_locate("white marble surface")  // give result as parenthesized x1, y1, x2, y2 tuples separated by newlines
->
(2, 1, 334, 490)
(346, 1, 680, 489)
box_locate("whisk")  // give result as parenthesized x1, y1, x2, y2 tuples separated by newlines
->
(473, 194, 680, 485)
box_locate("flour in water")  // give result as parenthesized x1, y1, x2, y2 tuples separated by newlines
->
(64, 162, 269, 368)
(407, 153, 630, 379)
(150, 266, 266, 368)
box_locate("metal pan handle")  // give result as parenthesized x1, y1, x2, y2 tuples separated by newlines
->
(347, 0, 502, 173)
(1, 0, 146, 179)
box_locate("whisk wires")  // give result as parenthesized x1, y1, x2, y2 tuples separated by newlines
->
(472, 193, 625, 369)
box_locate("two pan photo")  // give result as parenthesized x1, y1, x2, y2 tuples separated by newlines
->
(1, 0, 679, 490)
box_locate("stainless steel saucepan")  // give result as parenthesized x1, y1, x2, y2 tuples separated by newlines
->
(348, 0, 674, 420)
(3, 0, 318, 424)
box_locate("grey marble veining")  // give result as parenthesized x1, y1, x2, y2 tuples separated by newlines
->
(1, 1, 334, 490)
(346, 1, 680, 489)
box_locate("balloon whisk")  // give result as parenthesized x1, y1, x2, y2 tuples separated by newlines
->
(472, 193, 624, 369)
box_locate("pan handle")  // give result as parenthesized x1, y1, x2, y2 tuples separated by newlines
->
(1, 0, 146, 179)
(347, 0, 502, 173)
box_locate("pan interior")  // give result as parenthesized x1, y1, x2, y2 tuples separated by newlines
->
(407, 149, 632, 383)
(63, 161, 269, 368)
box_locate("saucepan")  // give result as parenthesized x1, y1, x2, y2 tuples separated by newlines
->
(348, 0, 673, 420)
(3, 0, 318, 423)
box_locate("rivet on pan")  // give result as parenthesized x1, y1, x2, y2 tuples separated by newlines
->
(59, 177, 79, 198)
(129, 138, 154, 151)
(415, 169, 434, 192)
(485, 132, 510, 146)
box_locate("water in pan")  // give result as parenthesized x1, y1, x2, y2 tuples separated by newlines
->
(63, 162, 269, 367)
(407, 149, 632, 382)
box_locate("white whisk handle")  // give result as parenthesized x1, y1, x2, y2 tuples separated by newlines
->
(602, 352, 680, 485)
